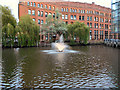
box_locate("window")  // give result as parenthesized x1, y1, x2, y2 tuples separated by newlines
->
(100, 24, 102, 29)
(105, 24, 108, 29)
(79, 16, 81, 20)
(66, 21, 68, 24)
(49, 13, 52, 15)
(96, 17, 98, 22)
(32, 10, 35, 15)
(91, 11, 93, 14)
(70, 8, 72, 12)
(105, 19, 108, 23)
(38, 11, 40, 16)
(41, 20, 43, 24)
(65, 15, 68, 19)
(41, 4, 43, 8)
(87, 10, 89, 13)
(49, 6, 51, 10)
(27, 2, 30, 6)
(74, 15, 76, 20)
(94, 23, 96, 28)
(101, 24, 104, 29)
(84, 10, 85, 13)
(46, 34, 48, 40)
(45, 12, 48, 17)
(79, 10, 81, 13)
(33, 18, 35, 21)
(73, 9, 74, 12)
(105, 13, 108, 17)
(71, 15, 73, 20)
(62, 15, 64, 19)
(41, 11, 43, 17)
(94, 30, 96, 40)
(53, 6, 55, 10)
(90, 23, 92, 28)
(83, 10, 85, 13)
(28, 10, 31, 15)
(45, 5, 47, 9)
(90, 16, 92, 21)
(81, 10, 84, 13)
(96, 23, 98, 28)
(100, 13, 104, 16)
(87, 16, 89, 21)
(95, 11, 99, 15)
(109, 25, 111, 29)
(90, 30, 92, 40)
(53, 13, 55, 18)
(87, 22, 89, 27)
(62, 8, 63, 12)
(109, 19, 111, 23)
(56, 13, 59, 19)
(38, 4, 40, 7)
(89, 11, 91, 14)
(94, 17, 96, 21)
(33, 2, 36, 7)
(67, 8, 68, 12)
(38, 19, 40, 24)
(64, 8, 66, 12)
(100, 18, 104, 22)
(31, 2, 33, 6)
(82, 16, 84, 20)
(100, 31, 103, 39)
(97, 30, 98, 36)
(75, 9, 77, 12)
(94, 17, 98, 21)
(87, 10, 93, 14)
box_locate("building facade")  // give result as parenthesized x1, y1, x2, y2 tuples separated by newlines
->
(18, 1, 112, 41)
(111, 0, 120, 39)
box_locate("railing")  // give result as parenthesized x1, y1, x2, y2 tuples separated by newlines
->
(104, 39, 120, 48)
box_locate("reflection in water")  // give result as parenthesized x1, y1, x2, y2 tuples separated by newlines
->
(1, 45, 119, 88)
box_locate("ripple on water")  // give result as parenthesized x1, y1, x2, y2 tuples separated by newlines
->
(41, 50, 79, 54)
(1, 46, 118, 88)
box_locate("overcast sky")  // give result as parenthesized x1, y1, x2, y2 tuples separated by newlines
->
(0, 0, 111, 22)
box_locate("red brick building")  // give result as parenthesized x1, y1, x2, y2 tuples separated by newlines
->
(18, 0, 112, 41)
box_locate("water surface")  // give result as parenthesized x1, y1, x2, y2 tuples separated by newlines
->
(1, 45, 119, 88)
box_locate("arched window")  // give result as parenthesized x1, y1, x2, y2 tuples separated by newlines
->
(33, 2, 36, 7)
(27, 2, 30, 6)
(31, 2, 33, 6)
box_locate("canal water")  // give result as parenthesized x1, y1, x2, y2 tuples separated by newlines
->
(1, 45, 119, 88)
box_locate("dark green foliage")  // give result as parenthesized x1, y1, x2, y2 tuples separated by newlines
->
(18, 15, 40, 47)
(1, 5, 17, 27)
(67, 21, 89, 44)
(2, 6, 40, 47)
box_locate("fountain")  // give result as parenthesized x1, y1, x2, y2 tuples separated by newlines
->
(41, 34, 79, 54)
(51, 34, 69, 52)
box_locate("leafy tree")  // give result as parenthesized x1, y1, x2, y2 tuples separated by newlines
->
(2, 23, 16, 47)
(7, 23, 15, 46)
(52, 9, 67, 36)
(1, 5, 16, 27)
(18, 15, 40, 47)
(41, 9, 67, 42)
(2, 25, 7, 47)
(2, 5, 17, 47)
(67, 21, 89, 44)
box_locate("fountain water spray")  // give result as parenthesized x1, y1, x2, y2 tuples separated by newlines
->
(42, 34, 79, 54)
(51, 34, 69, 52)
